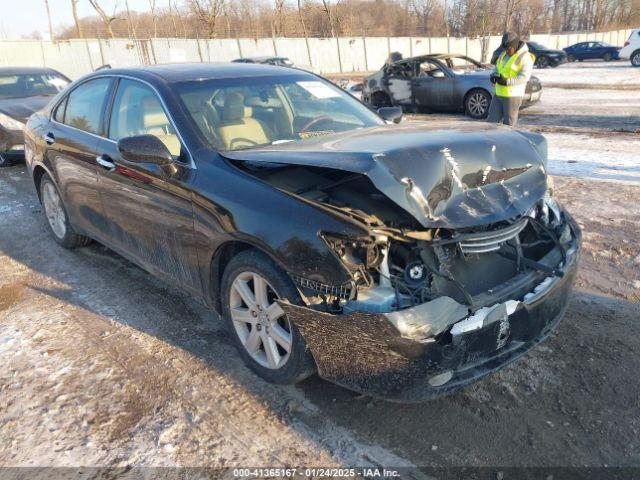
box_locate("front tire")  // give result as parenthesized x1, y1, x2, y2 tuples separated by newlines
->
(39, 173, 92, 248)
(567, 54, 575, 62)
(631, 51, 640, 67)
(603, 52, 613, 61)
(535, 56, 550, 68)
(221, 249, 316, 384)
(465, 89, 491, 119)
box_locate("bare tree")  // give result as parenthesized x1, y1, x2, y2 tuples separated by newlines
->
(189, 0, 226, 38)
(88, 0, 117, 38)
(44, 0, 54, 40)
(148, 0, 158, 37)
(70, 0, 84, 38)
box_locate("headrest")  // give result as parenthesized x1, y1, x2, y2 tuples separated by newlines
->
(244, 95, 283, 108)
(142, 96, 167, 128)
(222, 92, 245, 122)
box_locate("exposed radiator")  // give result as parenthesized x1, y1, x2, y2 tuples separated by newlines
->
(459, 218, 528, 254)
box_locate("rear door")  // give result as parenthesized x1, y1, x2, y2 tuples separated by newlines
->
(46, 77, 113, 241)
(95, 77, 202, 294)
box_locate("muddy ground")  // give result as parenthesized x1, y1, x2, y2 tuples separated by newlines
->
(2, 166, 639, 472)
(1, 62, 640, 472)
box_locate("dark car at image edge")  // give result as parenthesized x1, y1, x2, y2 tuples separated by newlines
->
(0, 67, 70, 166)
(24, 63, 580, 401)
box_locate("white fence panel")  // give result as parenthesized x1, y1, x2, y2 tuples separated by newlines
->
(0, 27, 636, 77)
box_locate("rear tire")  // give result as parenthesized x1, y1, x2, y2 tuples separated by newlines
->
(631, 51, 640, 67)
(465, 89, 491, 119)
(221, 249, 316, 385)
(39, 173, 92, 249)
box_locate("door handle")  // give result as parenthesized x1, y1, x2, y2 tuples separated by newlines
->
(96, 154, 116, 171)
(44, 132, 55, 145)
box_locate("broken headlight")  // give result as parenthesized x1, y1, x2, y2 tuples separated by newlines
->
(320, 232, 384, 272)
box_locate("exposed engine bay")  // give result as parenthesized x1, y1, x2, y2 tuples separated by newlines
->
(234, 160, 572, 322)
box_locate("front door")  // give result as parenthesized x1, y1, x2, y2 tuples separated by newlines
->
(412, 60, 454, 111)
(47, 77, 113, 240)
(96, 78, 202, 295)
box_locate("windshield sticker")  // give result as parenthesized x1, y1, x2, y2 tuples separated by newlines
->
(297, 81, 341, 99)
(299, 130, 335, 139)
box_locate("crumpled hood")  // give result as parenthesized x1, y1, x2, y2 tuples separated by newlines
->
(222, 121, 548, 229)
(0, 95, 52, 123)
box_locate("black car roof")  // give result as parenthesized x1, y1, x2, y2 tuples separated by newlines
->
(0, 66, 64, 76)
(233, 56, 290, 62)
(87, 62, 303, 84)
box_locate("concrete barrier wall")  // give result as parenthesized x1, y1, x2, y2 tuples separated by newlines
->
(0, 28, 635, 79)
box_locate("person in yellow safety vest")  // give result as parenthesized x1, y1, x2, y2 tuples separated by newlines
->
(487, 32, 534, 126)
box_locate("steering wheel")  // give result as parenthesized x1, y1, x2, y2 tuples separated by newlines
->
(300, 115, 333, 134)
(229, 137, 261, 150)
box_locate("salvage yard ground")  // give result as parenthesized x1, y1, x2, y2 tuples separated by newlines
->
(1, 60, 639, 471)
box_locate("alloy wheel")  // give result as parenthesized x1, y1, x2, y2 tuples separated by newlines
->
(229, 271, 292, 369)
(468, 92, 489, 117)
(632, 53, 640, 67)
(42, 181, 67, 239)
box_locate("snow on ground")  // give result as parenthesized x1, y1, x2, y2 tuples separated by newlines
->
(546, 132, 640, 184)
(520, 87, 640, 132)
(532, 60, 640, 87)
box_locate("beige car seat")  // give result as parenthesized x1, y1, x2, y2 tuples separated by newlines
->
(217, 92, 269, 150)
(141, 97, 181, 156)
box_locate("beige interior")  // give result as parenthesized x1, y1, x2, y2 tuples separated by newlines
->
(141, 97, 181, 156)
(217, 92, 270, 150)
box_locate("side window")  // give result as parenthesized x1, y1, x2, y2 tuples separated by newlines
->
(109, 79, 182, 158)
(53, 98, 67, 123)
(63, 78, 111, 134)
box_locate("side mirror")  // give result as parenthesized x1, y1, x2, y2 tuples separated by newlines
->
(377, 106, 403, 124)
(117, 134, 174, 167)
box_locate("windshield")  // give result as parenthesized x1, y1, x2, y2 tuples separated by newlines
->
(528, 42, 545, 50)
(177, 74, 383, 151)
(0, 73, 69, 98)
(445, 56, 485, 73)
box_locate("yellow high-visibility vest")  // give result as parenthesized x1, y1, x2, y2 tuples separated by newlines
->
(495, 50, 533, 97)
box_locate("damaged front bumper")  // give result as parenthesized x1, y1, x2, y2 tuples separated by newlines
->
(282, 215, 581, 402)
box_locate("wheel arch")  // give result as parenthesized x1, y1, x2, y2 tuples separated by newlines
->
(464, 87, 492, 117)
(208, 239, 282, 314)
(32, 163, 52, 203)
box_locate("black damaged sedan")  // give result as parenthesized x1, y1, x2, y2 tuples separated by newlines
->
(24, 63, 580, 401)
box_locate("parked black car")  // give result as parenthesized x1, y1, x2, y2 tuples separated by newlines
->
(492, 42, 567, 68)
(0, 67, 70, 166)
(232, 56, 294, 67)
(24, 63, 580, 401)
(564, 41, 620, 62)
(363, 54, 542, 118)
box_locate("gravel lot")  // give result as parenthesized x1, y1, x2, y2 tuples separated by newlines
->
(1, 61, 639, 472)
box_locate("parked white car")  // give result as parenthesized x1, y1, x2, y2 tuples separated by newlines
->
(619, 29, 640, 67)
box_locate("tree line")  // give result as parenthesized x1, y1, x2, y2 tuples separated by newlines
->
(44, 0, 639, 40)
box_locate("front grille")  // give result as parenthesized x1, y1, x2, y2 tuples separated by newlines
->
(290, 274, 353, 299)
(459, 218, 528, 254)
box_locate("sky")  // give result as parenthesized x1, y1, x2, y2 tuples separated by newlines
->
(0, 0, 161, 39)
